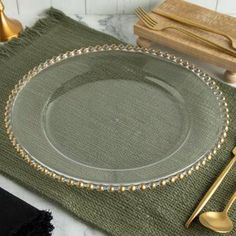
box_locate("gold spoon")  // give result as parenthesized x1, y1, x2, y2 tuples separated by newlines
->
(199, 192, 236, 233)
(185, 147, 236, 228)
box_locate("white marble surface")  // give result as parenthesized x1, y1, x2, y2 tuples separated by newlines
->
(0, 13, 236, 236)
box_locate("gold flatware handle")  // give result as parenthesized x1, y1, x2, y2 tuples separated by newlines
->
(160, 25, 236, 57)
(152, 9, 236, 50)
(224, 192, 236, 214)
(136, 8, 236, 57)
(185, 147, 236, 228)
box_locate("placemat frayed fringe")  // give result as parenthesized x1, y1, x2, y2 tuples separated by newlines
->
(0, 8, 65, 62)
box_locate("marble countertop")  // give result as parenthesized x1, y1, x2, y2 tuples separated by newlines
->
(0, 13, 235, 236)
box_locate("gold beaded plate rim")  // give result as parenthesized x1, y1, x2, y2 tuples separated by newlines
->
(4, 44, 229, 192)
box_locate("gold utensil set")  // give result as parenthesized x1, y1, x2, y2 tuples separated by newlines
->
(199, 192, 236, 234)
(186, 147, 236, 233)
(136, 7, 236, 233)
(135, 7, 236, 57)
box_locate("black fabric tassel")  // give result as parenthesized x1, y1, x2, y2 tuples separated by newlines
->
(0, 187, 54, 236)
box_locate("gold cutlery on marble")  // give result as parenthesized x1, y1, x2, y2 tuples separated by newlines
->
(135, 7, 236, 57)
(199, 192, 236, 233)
(152, 9, 236, 51)
(185, 146, 236, 228)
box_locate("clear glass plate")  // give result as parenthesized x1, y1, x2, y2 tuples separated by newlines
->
(6, 45, 229, 191)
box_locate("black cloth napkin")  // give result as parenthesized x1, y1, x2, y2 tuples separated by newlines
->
(0, 187, 54, 236)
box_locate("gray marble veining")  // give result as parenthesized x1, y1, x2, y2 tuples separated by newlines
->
(75, 14, 137, 45)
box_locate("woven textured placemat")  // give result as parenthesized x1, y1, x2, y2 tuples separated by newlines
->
(0, 8, 236, 236)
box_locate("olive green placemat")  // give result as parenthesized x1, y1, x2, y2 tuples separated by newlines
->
(0, 8, 235, 236)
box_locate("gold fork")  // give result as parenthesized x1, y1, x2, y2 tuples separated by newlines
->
(135, 7, 236, 57)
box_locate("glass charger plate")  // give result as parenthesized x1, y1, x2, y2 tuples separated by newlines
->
(5, 45, 229, 192)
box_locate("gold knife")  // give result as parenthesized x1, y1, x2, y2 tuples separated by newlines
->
(185, 146, 236, 228)
(152, 9, 236, 51)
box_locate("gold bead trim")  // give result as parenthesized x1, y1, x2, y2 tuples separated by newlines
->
(4, 44, 229, 192)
